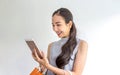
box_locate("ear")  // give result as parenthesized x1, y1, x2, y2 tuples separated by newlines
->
(67, 21, 72, 29)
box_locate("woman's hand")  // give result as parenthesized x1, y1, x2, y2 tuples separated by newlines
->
(32, 48, 49, 68)
(40, 64, 46, 73)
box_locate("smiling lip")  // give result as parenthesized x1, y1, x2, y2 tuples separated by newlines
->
(57, 32, 62, 36)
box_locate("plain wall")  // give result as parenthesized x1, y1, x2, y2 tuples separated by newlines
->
(0, 0, 120, 75)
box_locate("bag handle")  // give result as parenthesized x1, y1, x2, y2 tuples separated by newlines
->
(30, 66, 43, 75)
(67, 70, 72, 75)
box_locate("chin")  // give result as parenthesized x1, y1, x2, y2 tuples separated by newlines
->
(58, 35, 63, 38)
(58, 36, 63, 38)
(57, 34, 68, 38)
(59, 36, 67, 38)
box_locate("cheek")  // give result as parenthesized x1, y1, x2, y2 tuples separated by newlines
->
(62, 27, 69, 34)
(58, 26, 64, 31)
(61, 27, 67, 32)
(65, 27, 71, 34)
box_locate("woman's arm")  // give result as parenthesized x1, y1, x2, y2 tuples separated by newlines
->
(32, 40, 88, 75)
(72, 40, 88, 75)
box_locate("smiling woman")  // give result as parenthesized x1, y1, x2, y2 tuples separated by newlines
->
(52, 14, 72, 38)
(32, 8, 88, 75)
(1, 0, 120, 75)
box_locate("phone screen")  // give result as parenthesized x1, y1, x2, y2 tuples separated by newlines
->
(25, 40, 43, 59)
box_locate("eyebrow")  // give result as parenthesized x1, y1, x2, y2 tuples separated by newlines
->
(52, 22, 61, 25)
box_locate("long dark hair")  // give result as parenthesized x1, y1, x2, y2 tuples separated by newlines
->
(52, 8, 77, 69)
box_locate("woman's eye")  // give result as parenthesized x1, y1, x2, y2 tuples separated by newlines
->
(52, 24, 61, 27)
(57, 24, 61, 26)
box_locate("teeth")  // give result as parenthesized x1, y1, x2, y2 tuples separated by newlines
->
(57, 32, 62, 35)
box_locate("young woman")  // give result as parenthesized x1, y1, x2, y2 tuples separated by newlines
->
(32, 8, 88, 75)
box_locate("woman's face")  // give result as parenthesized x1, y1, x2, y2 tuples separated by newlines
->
(52, 14, 72, 38)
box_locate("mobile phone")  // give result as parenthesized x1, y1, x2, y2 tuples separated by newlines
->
(25, 39, 43, 59)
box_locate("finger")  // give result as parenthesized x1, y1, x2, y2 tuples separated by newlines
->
(34, 49, 39, 59)
(32, 53, 38, 61)
(39, 51, 43, 58)
(41, 51, 45, 58)
(32, 48, 36, 58)
(36, 49, 42, 58)
(32, 49, 38, 57)
(41, 51, 47, 60)
(34, 49, 43, 62)
(38, 51, 43, 59)
(32, 48, 39, 61)
(41, 65, 46, 73)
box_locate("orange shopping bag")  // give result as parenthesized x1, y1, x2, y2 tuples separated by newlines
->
(30, 67, 43, 75)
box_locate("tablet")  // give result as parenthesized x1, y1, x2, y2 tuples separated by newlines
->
(25, 39, 43, 59)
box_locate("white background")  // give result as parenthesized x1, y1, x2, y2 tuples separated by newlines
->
(0, 0, 120, 75)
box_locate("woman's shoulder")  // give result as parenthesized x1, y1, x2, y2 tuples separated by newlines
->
(47, 41, 58, 49)
(76, 37, 87, 45)
(76, 37, 88, 48)
(79, 39, 88, 45)
(48, 42, 53, 48)
(78, 39, 88, 51)
(47, 42, 53, 59)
